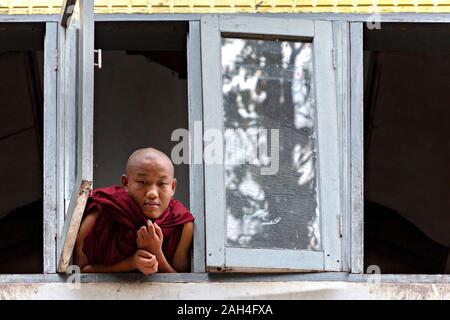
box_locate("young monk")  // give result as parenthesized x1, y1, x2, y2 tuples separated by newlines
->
(74, 147, 195, 274)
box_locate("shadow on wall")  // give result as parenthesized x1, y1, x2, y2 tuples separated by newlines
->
(364, 200, 449, 274)
(0, 200, 43, 274)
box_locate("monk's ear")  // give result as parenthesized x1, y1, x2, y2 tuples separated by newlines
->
(121, 175, 129, 190)
(171, 178, 177, 197)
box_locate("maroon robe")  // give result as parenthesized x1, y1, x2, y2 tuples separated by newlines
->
(82, 185, 194, 266)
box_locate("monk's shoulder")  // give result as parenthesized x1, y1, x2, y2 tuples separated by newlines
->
(181, 221, 194, 236)
(78, 210, 100, 238)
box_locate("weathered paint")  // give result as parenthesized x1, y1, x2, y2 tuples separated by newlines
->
(0, 0, 449, 14)
(1, 281, 450, 299)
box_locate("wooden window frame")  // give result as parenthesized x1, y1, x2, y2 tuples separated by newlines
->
(201, 15, 344, 272)
(0, 12, 449, 282)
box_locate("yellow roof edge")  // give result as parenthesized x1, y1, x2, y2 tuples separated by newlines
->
(0, 0, 449, 15)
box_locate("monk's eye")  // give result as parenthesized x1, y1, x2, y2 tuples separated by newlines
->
(160, 182, 169, 186)
(137, 180, 145, 185)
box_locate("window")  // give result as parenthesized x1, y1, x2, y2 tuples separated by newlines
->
(0, 22, 45, 274)
(201, 16, 343, 272)
(93, 21, 190, 213)
(54, 10, 346, 273)
(2, 7, 448, 282)
(56, 0, 94, 273)
(55, 0, 206, 273)
(363, 23, 450, 274)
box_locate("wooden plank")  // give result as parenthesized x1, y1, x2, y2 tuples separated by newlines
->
(56, 23, 66, 244)
(78, 0, 95, 182)
(223, 248, 324, 272)
(95, 14, 203, 22)
(201, 15, 227, 269)
(1, 13, 450, 24)
(314, 20, 342, 271)
(0, 15, 59, 23)
(93, 13, 450, 24)
(60, 0, 77, 28)
(43, 22, 58, 274)
(78, 0, 94, 181)
(333, 21, 351, 272)
(2, 272, 450, 284)
(57, 179, 91, 273)
(188, 21, 206, 273)
(350, 22, 364, 274)
(57, 0, 95, 273)
(220, 15, 314, 38)
(63, 25, 78, 223)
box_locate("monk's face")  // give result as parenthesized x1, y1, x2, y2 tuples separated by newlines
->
(121, 157, 177, 220)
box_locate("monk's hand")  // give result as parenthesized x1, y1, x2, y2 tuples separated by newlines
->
(136, 220, 163, 255)
(133, 249, 158, 276)
(81, 265, 94, 273)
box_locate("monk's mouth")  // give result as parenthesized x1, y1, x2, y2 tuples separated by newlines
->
(144, 203, 160, 207)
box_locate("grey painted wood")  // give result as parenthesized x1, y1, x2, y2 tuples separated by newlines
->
(93, 13, 450, 23)
(217, 13, 450, 23)
(225, 248, 324, 271)
(63, 26, 78, 232)
(56, 22, 78, 244)
(314, 20, 342, 272)
(1, 272, 449, 284)
(63, 21, 78, 225)
(201, 16, 342, 272)
(350, 22, 364, 274)
(200, 15, 226, 269)
(57, 0, 95, 273)
(56, 23, 66, 244)
(333, 21, 351, 272)
(0, 12, 448, 24)
(219, 15, 314, 37)
(188, 21, 206, 273)
(0, 15, 59, 22)
(95, 14, 202, 21)
(43, 22, 58, 274)
(78, 0, 94, 182)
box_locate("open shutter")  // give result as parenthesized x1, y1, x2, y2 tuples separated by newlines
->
(56, 0, 94, 273)
(202, 16, 342, 272)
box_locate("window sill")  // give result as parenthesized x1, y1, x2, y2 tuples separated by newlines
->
(1, 272, 449, 284)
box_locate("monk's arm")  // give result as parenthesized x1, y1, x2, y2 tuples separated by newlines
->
(160, 222, 194, 273)
(84, 255, 135, 273)
(84, 250, 158, 275)
(75, 211, 158, 275)
(74, 210, 100, 270)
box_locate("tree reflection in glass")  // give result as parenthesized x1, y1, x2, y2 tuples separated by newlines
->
(222, 37, 321, 250)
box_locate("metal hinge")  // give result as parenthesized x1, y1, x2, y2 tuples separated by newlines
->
(332, 48, 337, 70)
(338, 213, 343, 238)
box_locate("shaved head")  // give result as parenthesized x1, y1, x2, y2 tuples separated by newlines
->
(122, 147, 177, 220)
(126, 147, 174, 178)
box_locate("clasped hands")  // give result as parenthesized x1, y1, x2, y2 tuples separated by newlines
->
(134, 220, 163, 275)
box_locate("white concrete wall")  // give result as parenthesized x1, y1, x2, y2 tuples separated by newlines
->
(93, 51, 190, 207)
(1, 281, 450, 300)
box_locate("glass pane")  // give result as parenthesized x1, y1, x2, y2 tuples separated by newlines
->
(222, 37, 320, 251)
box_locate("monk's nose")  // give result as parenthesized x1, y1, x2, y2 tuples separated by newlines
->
(146, 187, 158, 199)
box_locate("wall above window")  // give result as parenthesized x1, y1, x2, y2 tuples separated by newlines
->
(0, 0, 449, 15)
